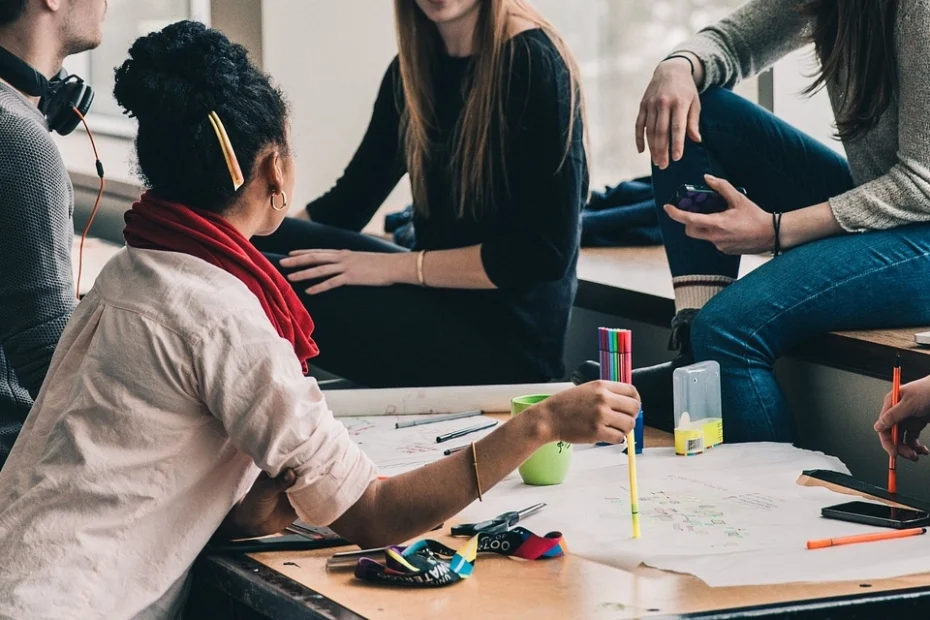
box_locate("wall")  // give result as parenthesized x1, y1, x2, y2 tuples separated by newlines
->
(260, 1, 759, 224)
(772, 46, 843, 154)
(58, 0, 267, 197)
(261, 1, 409, 219)
(213, 0, 263, 66)
(63, 2, 790, 218)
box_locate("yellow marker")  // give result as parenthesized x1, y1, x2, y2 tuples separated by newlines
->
(627, 430, 641, 539)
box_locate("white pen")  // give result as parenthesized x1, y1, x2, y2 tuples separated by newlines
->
(394, 410, 482, 429)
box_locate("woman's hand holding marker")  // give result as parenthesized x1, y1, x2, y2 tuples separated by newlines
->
(875, 376, 930, 461)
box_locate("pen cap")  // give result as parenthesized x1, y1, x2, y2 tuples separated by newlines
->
(597, 328, 632, 354)
(597, 328, 633, 384)
(617, 330, 631, 354)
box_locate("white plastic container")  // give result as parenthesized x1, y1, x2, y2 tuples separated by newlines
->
(673, 361, 723, 456)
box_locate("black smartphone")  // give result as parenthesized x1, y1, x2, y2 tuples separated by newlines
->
(675, 184, 747, 214)
(821, 501, 930, 529)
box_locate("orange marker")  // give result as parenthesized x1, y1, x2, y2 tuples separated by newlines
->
(807, 527, 925, 550)
(889, 354, 902, 494)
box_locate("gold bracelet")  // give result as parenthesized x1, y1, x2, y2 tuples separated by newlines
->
(416, 250, 427, 287)
(471, 441, 483, 502)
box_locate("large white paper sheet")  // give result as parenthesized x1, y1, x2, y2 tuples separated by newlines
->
(349, 422, 930, 587)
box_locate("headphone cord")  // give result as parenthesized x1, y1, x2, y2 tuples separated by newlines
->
(71, 106, 105, 300)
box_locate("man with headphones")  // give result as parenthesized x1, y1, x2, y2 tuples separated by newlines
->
(0, 0, 107, 468)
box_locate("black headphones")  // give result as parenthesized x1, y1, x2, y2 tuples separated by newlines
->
(0, 43, 94, 135)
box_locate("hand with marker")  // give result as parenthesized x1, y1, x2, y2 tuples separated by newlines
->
(537, 380, 641, 445)
(875, 375, 930, 461)
(329, 381, 641, 549)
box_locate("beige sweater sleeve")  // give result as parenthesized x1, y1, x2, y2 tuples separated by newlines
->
(195, 312, 378, 527)
(829, 0, 930, 232)
(672, 0, 810, 91)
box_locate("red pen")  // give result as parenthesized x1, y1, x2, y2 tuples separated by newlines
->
(889, 354, 902, 494)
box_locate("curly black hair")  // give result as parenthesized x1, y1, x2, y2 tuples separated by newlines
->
(113, 20, 289, 213)
(0, 0, 27, 26)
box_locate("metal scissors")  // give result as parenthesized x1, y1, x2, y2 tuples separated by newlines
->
(450, 503, 547, 537)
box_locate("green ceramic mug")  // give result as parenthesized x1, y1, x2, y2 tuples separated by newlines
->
(511, 394, 572, 486)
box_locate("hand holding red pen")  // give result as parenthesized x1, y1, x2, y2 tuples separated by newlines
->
(874, 376, 930, 462)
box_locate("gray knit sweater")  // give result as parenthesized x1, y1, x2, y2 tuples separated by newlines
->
(674, 0, 930, 232)
(0, 81, 75, 463)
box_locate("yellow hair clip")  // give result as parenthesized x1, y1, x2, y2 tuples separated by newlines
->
(207, 110, 245, 191)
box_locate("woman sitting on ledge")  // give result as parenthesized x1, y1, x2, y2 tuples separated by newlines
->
(254, 0, 589, 389)
(630, 0, 930, 443)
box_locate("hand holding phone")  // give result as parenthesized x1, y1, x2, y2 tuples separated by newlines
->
(675, 184, 747, 214)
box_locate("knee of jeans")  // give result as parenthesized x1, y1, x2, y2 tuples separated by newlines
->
(690, 296, 749, 363)
(698, 86, 754, 133)
(691, 294, 774, 366)
(691, 306, 725, 362)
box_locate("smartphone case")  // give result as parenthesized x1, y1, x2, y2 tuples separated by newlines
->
(674, 184, 748, 214)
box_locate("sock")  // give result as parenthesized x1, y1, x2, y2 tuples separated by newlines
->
(672, 275, 734, 312)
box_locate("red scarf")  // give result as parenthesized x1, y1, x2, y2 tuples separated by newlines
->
(123, 192, 319, 372)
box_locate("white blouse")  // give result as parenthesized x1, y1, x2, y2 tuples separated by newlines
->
(0, 247, 377, 619)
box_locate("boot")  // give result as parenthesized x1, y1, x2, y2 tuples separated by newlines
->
(571, 309, 698, 433)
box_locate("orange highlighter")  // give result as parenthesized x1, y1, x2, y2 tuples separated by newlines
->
(808, 527, 926, 550)
(889, 355, 902, 494)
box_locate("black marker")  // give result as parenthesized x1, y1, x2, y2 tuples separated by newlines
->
(435, 420, 498, 444)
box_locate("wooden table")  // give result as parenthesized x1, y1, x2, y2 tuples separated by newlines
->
(189, 425, 930, 619)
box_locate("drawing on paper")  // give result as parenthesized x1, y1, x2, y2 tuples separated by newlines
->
(601, 482, 757, 545)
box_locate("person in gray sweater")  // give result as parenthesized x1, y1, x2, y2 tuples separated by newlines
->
(0, 0, 107, 467)
(632, 0, 930, 443)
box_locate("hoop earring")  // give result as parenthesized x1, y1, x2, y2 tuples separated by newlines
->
(271, 190, 288, 212)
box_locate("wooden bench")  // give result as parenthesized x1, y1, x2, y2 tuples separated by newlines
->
(576, 246, 930, 382)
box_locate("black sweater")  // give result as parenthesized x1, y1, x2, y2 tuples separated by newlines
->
(308, 29, 588, 380)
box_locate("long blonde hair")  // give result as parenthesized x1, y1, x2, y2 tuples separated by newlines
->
(393, 0, 587, 219)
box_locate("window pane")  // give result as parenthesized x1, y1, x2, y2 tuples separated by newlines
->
(88, 0, 192, 119)
(535, 0, 751, 186)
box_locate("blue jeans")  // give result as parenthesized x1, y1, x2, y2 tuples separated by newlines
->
(653, 87, 930, 443)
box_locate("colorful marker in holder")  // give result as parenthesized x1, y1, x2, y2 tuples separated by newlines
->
(598, 327, 643, 454)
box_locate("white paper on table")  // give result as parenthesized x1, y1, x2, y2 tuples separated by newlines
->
(323, 383, 574, 416)
(452, 443, 930, 587)
(347, 418, 930, 588)
(343, 414, 498, 475)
